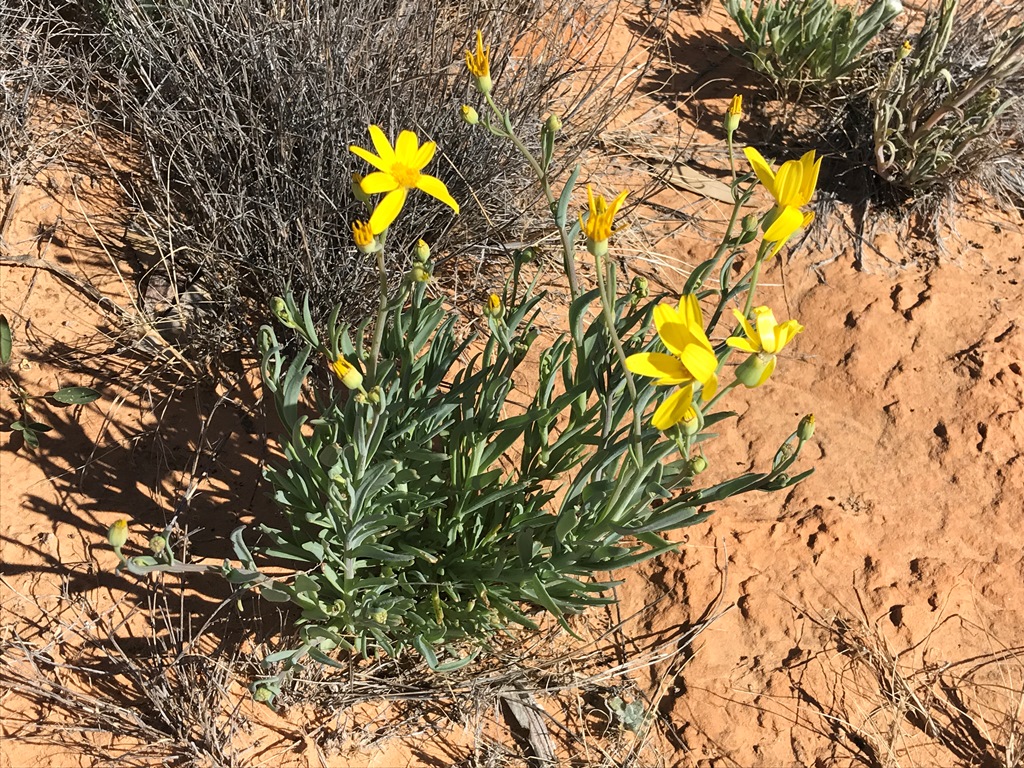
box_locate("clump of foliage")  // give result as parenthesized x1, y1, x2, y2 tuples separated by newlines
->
(872, 0, 1024, 200)
(721, 0, 902, 90)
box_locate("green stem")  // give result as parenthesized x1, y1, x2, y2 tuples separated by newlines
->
(484, 93, 581, 299)
(368, 246, 389, 383)
(593, 251, 643, 464)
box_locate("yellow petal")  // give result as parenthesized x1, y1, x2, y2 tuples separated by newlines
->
(368, 187, 408, 234)
(652, 385, 695, 431)
(359, 171, 399, 194)
(753, 306, 780, 353)
(744, 146, 777, 200)
(774, 319, 804, 351)
(679, 342, 719, 385)
(762, 205, 804, 245)
(799, 150, 821, 205)
(368, 125, 395, 164)
(414, 140, 437, 170)
(415, 174, 460, 214)
(731, 308, 758, 346)
(726, 335, 759, 354)
(625, 352, 693, 385)
(774, 159, 804, 208)
(654, 304, 686, 357)
(700, 371, 718, 401)
(395, 130, 419, 163)
(350, 144, 390, 173)
(677, 294, 715, 352)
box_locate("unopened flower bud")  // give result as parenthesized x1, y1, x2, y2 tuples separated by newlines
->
(545, 113, 562, 133)
(682, 411, 701, 436)
(330, 355, 364, 390)
(415, 239, 431, 263)
(741, 213, 759, 234)
(410, 264, 431, 283)
(460, 105, 479, 125)
(725, 94, 743, 134)
(897, 40, 911, 60)
(484, 293, 505, 321)
(107, 519, 128, 550)
(270, 297, 298, 329)
(351, 173, 371, 204)
(351, 220, 377, 255)
(798, 414, 816, 441)
(688, 455, 708, 474)
(149, 534, 166, 555)
(629, 276, 649, 305)
(252, 686, 274, 704)
(370, 609, 388, 624)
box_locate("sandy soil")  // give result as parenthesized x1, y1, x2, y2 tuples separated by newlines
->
(2, 5, 1023, 767)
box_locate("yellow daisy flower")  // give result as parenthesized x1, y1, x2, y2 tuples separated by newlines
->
(744, 147, 821, 257)
(580, 185, 629, 257)
(350, 126, 460, 234)
(726, 306, 804, 387)
(625, 294, 719, 430)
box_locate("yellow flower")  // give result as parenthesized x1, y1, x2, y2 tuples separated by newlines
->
(351, 220, 376, 254)
(330, 355, 364, 390)
(726, 306, 804, 387)
(744, 147, 821, 258)
(465, 30, 492, 94)
(350, 126, 460, 234)
(725, 94, 743, 133)
(625, 294, 719, 431)
(580, 185, 629, 257)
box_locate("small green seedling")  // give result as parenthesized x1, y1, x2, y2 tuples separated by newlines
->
(0, 314, 101, 451)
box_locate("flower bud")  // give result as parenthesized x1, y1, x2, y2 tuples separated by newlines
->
(741, 213, 759, 234)
(415, 239, 431, 263)
(149, 534, 166, 555)
(107, 519, 129, 550)
(270, 297, 298, 329)
(682, 411, 701, 436)
(545, 113, 562, 133)
(484, 293, 505, 321)
(351, 173, 371, 204)
(688, 455, 708, 474)
(351, 220, 377, 255)
(897, 40, 911, 60)
(330, 355, 364, 390)
(725, 94, 743, 134)
(370, 608, 388, 624)
(629, 276, 649, 305)
(798, 414, 816, 441)
(410, 264, 431, 283)
(460, 105, 479, 125)
(252, 685, 274, 704)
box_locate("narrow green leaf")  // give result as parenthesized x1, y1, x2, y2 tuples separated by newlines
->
(0, 315, 11, 366)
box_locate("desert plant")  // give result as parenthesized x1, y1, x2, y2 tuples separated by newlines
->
(109, 36, 821, 697)
(722, 0, 903, 89)
(872, 0, 1024, 198)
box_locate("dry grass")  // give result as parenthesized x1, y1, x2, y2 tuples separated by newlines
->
(783, 593, 1024, 768)
(3, 0, 666, 382)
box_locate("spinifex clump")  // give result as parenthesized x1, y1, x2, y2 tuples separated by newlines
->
(109, 32, 820, 701)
